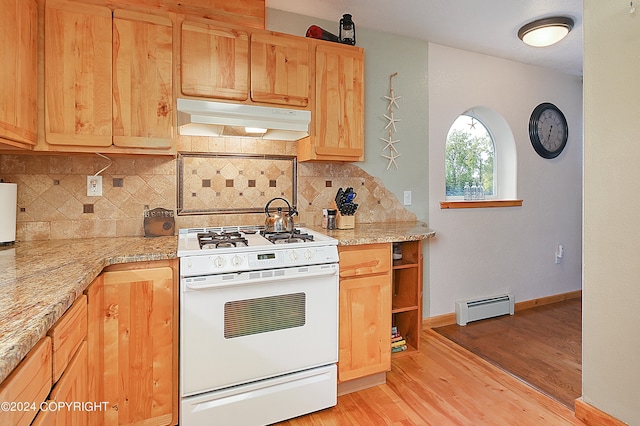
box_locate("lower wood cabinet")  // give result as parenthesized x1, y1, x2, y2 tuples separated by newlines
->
(31, 295, 89, 425)
(0, 337, 52, 426)
(35, 342, 89, 425)
(85, 260, 178, 426)
(337, 244, 392, 383)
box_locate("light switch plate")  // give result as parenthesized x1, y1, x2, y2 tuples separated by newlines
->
(87, 176, 102, 197)
(403, 190, 412, 206)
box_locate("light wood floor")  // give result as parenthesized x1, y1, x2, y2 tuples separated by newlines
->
(434, 299, 582, 409)
(277, 328, 584, 425)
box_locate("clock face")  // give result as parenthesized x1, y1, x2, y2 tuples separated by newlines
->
(529, 103, 568, 159)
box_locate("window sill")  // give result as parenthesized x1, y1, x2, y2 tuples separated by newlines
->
(440, 200, 523, 209)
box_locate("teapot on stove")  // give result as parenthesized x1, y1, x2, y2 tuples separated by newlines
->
(264, 197, 298, 233)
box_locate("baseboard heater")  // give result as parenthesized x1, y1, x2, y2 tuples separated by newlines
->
(455, 293, 514, 326)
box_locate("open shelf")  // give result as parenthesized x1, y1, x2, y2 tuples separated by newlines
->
(391, 240, 423, 357)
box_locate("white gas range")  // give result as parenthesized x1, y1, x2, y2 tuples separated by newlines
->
(178, 226, 339, 426)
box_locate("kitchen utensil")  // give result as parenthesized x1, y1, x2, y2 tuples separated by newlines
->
(334, 187, 359, 216)
(264, 197, 297, 233)
(335, 188, 344, 207)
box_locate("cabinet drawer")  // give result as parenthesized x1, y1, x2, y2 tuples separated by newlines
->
(48, 295, 87, 383)
(339, 243, 391, 278)
(0, 337, 52, 426)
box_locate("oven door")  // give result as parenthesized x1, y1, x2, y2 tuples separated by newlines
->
(180, 262, 339, 397)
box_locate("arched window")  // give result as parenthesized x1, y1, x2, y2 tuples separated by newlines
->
(446, 114, 495, 198)
(445, 107, 517, 201)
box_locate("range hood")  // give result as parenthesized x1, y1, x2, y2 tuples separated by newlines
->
(177, 99, 311, 141)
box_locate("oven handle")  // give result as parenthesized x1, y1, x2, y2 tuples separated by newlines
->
(184, 264, 338, 290)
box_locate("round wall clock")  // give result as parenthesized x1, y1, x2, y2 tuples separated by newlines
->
(528, 102, 568, 159)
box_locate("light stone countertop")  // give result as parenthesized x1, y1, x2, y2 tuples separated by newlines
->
(0, 221, 434, 384)
(309, 220, 436, 245)
(0, 236, 177, 384)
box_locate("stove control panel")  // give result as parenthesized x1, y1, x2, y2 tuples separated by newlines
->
(180, 245, 339, 277)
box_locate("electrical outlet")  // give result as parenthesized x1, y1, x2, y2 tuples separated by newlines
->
(403, 190, 412, 206)
(87, 176, 103, 197)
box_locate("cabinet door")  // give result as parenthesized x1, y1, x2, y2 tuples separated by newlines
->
(0, 337, 52, 426)
(102, 267, 175, 426)
(113, 10, 173, 149)
(250, 32, 310, 107)
(0, 0, 38, 148)
(181, 21, 249, 100)
(338, 274, 392, 382)
(305, 43, 364, 161)
(85, 275, 104, 426)
(45, 0, 112, 147)
(47, 342, 89, 426)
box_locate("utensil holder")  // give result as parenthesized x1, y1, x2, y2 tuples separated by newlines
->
(336, 212, 355, 229)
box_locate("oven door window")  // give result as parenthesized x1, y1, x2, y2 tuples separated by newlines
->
(224, 292, 306, 338)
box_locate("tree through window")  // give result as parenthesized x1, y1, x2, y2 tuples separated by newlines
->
(445, 114, 495, 198)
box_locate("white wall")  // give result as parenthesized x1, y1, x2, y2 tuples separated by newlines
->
(583, 1, 640, 423)
(428, 44, 583, 317)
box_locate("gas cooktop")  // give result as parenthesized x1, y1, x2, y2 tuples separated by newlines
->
(177, 226, 337, 257)
(178, 226, 339, 276)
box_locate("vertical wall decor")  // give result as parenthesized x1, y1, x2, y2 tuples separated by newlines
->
(381, 72, 402, 170)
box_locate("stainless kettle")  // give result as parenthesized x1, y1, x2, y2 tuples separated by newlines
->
(264, 197, 297, 233)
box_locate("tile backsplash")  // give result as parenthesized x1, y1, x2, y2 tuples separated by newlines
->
(0, 137, 415, 241)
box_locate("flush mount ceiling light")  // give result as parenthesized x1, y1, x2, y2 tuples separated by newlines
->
(518, 16, 574, 47)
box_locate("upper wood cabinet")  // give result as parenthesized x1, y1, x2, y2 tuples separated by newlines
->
(0, 0, 38, 149)
(298, 41, 365, 162)
(112, 10, 173, 149)
(250, 32, 310, 107)
(181, 21, 249, 100)
(45, 0, 113, 148)
(44, 0, 174, 153)
(180, 22, 309, 108)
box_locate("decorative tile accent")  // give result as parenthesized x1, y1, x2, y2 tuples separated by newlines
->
(113, 178, 124, 187)
(83, 204, 94, 214)
(177, 153, 297, 215)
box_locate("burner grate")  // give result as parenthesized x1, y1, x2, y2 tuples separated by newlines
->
(262, 229, 314, 244)
(197, 231, 248, 249)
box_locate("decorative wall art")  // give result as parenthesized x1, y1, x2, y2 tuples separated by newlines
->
(381, 72, 401, 170)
